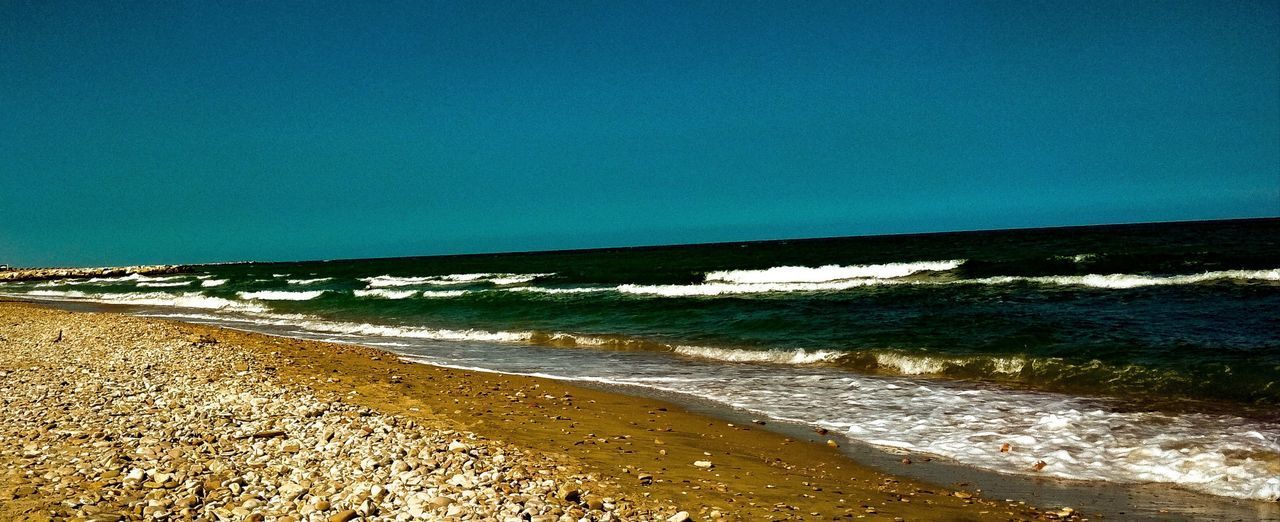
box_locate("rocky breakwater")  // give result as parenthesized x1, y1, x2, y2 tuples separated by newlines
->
(0, 264, 191, 283)
(0, 305, 661, 521)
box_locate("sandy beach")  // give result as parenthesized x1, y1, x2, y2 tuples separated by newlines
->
(0, 301, 1060, 521)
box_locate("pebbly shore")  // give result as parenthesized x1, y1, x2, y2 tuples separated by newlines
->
(0, 304, 665, 521)
(1, 302, 1068, 521)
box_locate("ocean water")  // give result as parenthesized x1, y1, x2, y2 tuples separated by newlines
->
(5, 218, 1279, 501)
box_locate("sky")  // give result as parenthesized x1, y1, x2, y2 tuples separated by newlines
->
(2, 1, 1278, 267)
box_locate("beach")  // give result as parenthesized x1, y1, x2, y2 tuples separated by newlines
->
(0, 301, 1045, 521)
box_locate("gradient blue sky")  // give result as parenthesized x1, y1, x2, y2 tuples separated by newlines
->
(2, 1, 1278, 266)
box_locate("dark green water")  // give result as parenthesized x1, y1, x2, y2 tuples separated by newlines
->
(206, 219, 1279, 405)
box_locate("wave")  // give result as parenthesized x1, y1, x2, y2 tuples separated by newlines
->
(619, 268, 1280, 296)
(17, 290, 266, 312)
(673, 345, 844, 364)
(236, 290, 328, 301)
(856, 351, 1028, 376)
(292, 320, 529, 343)
(420, 290, 470, 298)
(504, 286, 611, 294)
(287, 277, 332, 285)
(353, 288, 419, 299)
(972, 269, 1280, 289)
(136, 280, 192, 288)
(351, 288, 470, 299)
(80, 273, 188, 283)
(362, 272, 552, 288)
(200, 279, 228, 287)
(705, 260, 964, 284)
(618, 279, 888, 296)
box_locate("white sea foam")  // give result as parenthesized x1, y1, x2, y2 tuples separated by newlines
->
(419, 290, 470, 298)
(287, 277, 332, 285)
(18, 290, 266, 312)
(362, 273, 552, 287)
(871, 352, 1027, 375)
(617, 268, 1280, 296)
(487, 274, 549, 285)
(353, 289, 419, 299)
(362, 275, 440, 287)
(236, 290, 328, 301)
(618, 279, 890, 296)
(86, 273, 186, 283)
(200, 279, 228, 287)
(295, 321, 530, 342)
(705, 260, 964, 284)
(673, 345, 843, 364)
(504, 286, 610, 294)
(971, 269, 1280, 289)
(136, 281, 192, 288)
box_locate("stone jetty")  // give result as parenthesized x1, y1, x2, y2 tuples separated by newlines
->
(0, 264, 191, 283)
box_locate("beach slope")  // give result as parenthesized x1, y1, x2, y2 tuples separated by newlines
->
(0, 302, 1042, 521)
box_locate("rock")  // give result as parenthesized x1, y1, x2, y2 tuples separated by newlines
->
(1032, 460, 1048, 471)
(826, 439, 838, 448)
(558, 486, 581, 502)
(638, 474, 653, 485)
(329, 509, 359, 522)
(693, 460, 713, 469)
(953, 491, 973, 499)
(279, 482, 308, 501)
(667, 511, 691, 522)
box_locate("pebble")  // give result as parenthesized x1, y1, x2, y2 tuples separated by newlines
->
(0, 306, 659, 521)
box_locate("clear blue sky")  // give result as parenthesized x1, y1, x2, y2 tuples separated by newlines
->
(2, 1, 1277, 266)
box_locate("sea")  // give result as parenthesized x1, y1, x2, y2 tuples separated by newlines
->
(5, 218, 1278, 504)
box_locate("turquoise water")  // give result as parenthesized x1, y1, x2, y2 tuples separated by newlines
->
(6, 218, 1279, 500)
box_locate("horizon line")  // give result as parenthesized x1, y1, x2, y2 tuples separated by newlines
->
(202, 214, 1279, 268)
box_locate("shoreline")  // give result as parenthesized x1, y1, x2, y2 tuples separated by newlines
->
(3, 300, 1274, 520)
(0, 301, 1048, 521)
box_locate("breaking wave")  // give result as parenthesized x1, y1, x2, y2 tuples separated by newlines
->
(705, 260, 964, 283)
(287, 277, 332, 285)
(362, 272, 551, 288)
(673, 345, 844, 364)
(618, 268, 1280, 296)
(504, 286, 611, 294)
(136, 280, 192, 288)
(236, 290, 328, 301)
(200, 279, 228, 287)
(353, 289, 418, 299)
(618, 280, 888, 296)
(971, 269, 1280, 289)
